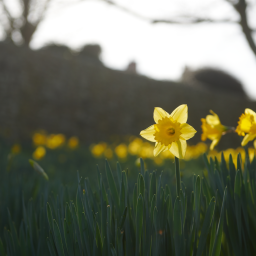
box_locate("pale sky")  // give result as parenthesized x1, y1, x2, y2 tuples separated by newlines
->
(1, 0, 256, 98)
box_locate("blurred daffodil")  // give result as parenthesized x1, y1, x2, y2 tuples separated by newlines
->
(140, 105, 196, 158)
(11, 144, 21, 154)
(104, 148, 113, 159)
(46, 134, 66, 149)
(68, 136, 79, 149)
(201, 110, 227, 150)
(33, 146, 46, 160)
(33, 132, 47, 146)
(236, 108, 256, 146)
(128, 138, 143, 155)
(115, 144, 128, 159)
(91, 143, 107, 157)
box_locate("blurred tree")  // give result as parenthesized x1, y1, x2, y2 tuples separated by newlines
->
(0, 0, 51, 45)
(101, 0, 256, 59)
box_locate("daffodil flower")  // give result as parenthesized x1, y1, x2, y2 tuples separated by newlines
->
(201, 110, 227, 150)
(236, 108, 256, 146)
(140, 105, 196, 159)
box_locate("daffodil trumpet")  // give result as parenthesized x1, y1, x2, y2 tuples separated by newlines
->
(140, 105, 197, 159)
(236, 108, 256, 147)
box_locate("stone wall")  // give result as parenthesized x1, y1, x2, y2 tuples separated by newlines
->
(0, 42, 255, 149)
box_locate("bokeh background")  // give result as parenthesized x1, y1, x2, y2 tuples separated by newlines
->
(0, 0, 256, 180)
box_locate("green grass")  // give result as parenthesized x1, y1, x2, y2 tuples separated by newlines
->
(1, 140, 255, 255)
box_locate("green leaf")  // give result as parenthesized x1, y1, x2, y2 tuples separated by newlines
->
(120, 172, 126, 212)
(7, 210, 20, 254)
(53, 220, 65, 256)
(173, 197, 182, 256)
(149, 171, 156, 204)
(96, 222, 103, 253)
(116, 162, 122, 185)
(111, 244, 117, 256)
(194, 176, 201, 229)
(150, 194, 156, 220)
(119, 207, 127, 230)
(209, 221, 216, 256)
(135, 194, 143, 256)
(234, 170, 242, 198)
(29, 159, 49, 180)
(47, 203, 54, 231)
(105, 160, 120, 208)
(47, 236, 57, 256)
(237, 153, 242, 172)
(175, 157, 181, 197)
(0, 238, 6, 256)
(229, 154, 236, 190)
(139, 175, 145, 198)
(100, 175, 107, 244)
(211, 187, 227, 256)
(196, 197, 216, 256)
(64, 219, 74, 256)
(234, 170, 242, 247)
(140, 158, 145, 177)
(133, 184, 138, 215)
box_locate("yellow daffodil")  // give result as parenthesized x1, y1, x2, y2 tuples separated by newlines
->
(11, 144, 21, 154)
(33, 146, 46, 160)
(140, 105, 196, 159)
(236, 108, 256, 146)
(68, 136, 79, 149)
(201, 110, 226, 150)
(115, 144, 128, 159)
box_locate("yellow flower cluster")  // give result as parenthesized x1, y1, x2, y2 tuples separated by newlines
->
(139, 105, 256, 160)
(90, 137, 208, 164)
(207, 147, 256, 169)
(32, 131, 79, 160)
(28, 106, 256, 164)
(90, 137, 254, 167)
(201, 108, 256, 150)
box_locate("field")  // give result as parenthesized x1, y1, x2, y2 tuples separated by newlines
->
(1, 126, 256, 256)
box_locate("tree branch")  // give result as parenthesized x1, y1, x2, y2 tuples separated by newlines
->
(34, 0, 51, 26)
(100, 0, 238, 25)
(0, 0, 16, 41)
(101, 0, 256, 58)
(100, 0, 151, 21)
(0, 0, 15, 30)
(151, 17, 238, 25)
(232, 0, 256, 57)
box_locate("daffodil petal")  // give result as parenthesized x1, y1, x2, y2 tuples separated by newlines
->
(169, 139, 187, 159)
(180, 123, 197, 140)
(245, 108, 256, 121)
(210, 138, 220, 150)
(140, 125, 156, 142)
(206, 110, 220, 126)
(241, 133, 256, 146)
(170, 104, 188, 124)
(153, 107, 169, 123)
(153, 143, 166, 156)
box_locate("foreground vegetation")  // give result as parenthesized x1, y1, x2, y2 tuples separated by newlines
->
(2, 103, 256, 255)
(1, 137, 256, 255)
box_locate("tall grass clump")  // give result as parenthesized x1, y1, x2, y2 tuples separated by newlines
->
(1, 150, 256, 256)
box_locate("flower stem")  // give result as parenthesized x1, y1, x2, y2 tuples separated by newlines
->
(175, 157, 180, 197)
